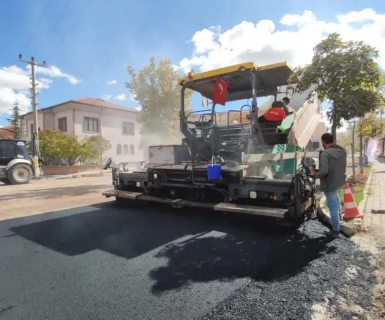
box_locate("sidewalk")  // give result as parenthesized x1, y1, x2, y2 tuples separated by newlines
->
(353, 159, 385, 320)
(360, 159, 385, 233)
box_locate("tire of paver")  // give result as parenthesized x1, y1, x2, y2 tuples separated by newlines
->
(1, 178, 12, 185)
(6, 163, 33, 185)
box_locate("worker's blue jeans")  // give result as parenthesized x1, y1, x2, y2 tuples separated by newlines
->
(325, 190, 341, 232)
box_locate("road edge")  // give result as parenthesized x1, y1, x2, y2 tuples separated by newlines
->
(33, 170, 112, 180)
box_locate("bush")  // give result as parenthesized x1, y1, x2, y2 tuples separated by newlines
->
(39, 129, 111, 166)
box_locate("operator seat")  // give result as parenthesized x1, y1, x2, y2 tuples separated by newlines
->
(260, 101, 288, 145)
(265, 101, 287, 121)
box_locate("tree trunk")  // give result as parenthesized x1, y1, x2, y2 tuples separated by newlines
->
(330, 108, 338, 143)
(331, 123, 337, 144)
(351, 120, 356, 182)
(364, 138, 369, 156)
(359, 118, 364, 174)
(332, 125, 337, 144)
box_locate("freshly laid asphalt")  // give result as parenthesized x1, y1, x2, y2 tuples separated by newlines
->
(0, 196, 377, 320)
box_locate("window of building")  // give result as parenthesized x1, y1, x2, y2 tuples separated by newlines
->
(21, 120, 27, 138)
(58, 117, 67, 132)
(83, 117, 99, 133)
(130, 144, 135, 155)
(117, 144, 122, 155)
(122, 121, 134, 135)
(123, 144, 128, 155)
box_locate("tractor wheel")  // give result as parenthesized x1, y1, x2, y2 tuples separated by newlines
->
(7, 164, 33, 185)
(1, 178, 11, 185)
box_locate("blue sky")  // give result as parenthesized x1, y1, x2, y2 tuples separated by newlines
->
(1, 0, 384, 128)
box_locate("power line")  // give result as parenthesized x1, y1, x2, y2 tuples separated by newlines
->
(23, 0, 53, 53)
(67, 0, 93, 33)
(49, 0, 93, 58)
(35, 0, 73, 56)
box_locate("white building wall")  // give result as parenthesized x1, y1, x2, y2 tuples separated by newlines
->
(53, 109, 74, 136)
(73, 108, 144, 162)
(20, 102, 145, 163)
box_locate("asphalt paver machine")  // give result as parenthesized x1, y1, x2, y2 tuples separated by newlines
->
(103, 61, 319, 227)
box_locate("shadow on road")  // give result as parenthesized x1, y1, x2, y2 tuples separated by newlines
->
(0, 184, 110, 201)
(149, 225, 334, 293)
(8, 202, 209, 259)
(7, 201, 334, 293)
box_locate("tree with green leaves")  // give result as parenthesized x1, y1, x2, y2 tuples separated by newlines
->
(82, 135, 111, 164)
(289, 33, 385, 141)
(125, 57, 193, 149)
(39, 129, 111, 166)
(356, 112, 385, 155)
(7, 101, 22, 139)
(39, 129, 88, 166)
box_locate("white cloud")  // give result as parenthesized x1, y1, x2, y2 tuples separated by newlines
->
(0, 66, 31, 114)
(179, 8, 385, 73)
(280, 10, 316, 26)
(336, 8, 377, 24)
(36, 78, 52, 90)
(0, 65, 30, 90)
(112, 93, 138, 104)
(0, 64, 81, 116)
(101, 94, 111, 100)
(135, 106, 142, 111)
(106, 80, 117, 85)
(29, 65, 81, 85)
(0, 88, 30, 114)
(115, 93, 126, 101)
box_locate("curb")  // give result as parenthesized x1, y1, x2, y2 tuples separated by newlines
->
(33, 172, 105, 180)
(55, 172, 104, 180)
(357, 166, 375, 228)
(317, 201, 357, 237)
(317, 165, 373, 237)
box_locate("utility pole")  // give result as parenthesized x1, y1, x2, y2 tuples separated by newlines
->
(18, 54, 47, 179)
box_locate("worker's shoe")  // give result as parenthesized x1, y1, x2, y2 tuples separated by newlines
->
(324, 230, 340, 238)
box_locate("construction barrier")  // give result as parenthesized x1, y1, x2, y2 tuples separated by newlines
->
(342, 182, 363, 220)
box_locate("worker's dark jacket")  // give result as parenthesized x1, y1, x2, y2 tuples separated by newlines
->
(315, 145, 347, 192)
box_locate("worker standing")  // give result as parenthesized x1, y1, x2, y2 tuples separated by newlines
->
(310, 133, 347, 238)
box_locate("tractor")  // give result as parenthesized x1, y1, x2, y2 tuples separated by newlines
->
(0, 138, 35, 185)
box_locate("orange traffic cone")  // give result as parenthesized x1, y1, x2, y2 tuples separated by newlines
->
(342, 183, 363, 220)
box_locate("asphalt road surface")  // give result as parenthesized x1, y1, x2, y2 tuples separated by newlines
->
(0, 174, 377, 320)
